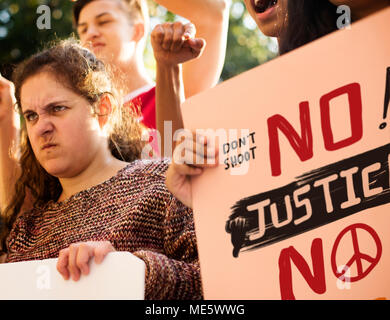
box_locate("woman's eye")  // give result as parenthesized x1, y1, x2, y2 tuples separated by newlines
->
(52, 105, 66, 113)
(25, 113, 38, 122)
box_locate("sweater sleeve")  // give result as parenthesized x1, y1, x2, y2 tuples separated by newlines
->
(132, 195, 203, 300)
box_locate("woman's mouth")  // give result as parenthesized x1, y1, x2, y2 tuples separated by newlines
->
(42, 143, 57, 150)
(253, 0, 278, 14)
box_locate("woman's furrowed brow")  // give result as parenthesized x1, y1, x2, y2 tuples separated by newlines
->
(22, 100, 68, 114)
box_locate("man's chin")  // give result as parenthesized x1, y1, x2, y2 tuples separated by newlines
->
(92, 48, 113, 64)
(92, 46, 104, 55)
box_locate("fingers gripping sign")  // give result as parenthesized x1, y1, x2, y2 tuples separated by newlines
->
(166, 131, 219, 209)
(56, 241, 116, 281)
(151, 22, 206, 66)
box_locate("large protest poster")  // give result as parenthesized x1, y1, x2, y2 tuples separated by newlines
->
(181, 8, 390, 299)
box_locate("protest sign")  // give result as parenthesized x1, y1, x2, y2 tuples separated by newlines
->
(182, 8, 390, 299)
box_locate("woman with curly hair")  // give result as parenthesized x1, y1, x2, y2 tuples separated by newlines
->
(0, 36, 202, 300)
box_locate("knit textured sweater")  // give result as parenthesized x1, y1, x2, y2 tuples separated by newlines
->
(4, 160, 202, 300)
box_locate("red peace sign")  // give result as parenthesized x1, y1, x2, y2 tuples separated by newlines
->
(331, 223, 382, 283)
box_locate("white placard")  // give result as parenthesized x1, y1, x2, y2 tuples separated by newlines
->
(0, 252, 145, 300)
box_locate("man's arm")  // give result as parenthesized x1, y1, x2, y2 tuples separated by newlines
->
(151, 22, 205, 157)
(154, 0, 230, 98)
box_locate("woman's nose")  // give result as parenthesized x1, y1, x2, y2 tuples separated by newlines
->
(34, 116, 54, 138)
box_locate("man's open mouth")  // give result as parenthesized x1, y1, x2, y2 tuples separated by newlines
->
(253, 0, 278, 14)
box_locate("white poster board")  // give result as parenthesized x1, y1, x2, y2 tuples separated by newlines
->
(0, 252, 145, 300)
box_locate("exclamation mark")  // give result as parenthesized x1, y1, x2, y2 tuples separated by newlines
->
(379, 67, 390, 129)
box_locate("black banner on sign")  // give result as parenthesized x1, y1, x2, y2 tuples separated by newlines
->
(226, 143, 390, 257)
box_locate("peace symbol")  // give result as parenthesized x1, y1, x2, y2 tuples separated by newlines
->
(331, 223, 382, 283)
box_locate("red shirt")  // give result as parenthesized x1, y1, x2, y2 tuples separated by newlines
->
(124, 85, 156, 129)
(123, 85, 160, 157)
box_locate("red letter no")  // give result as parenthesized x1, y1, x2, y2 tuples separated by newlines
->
(320, 83, 363, 151)
(278, 238, 326, 300)
(268, 102, 313, 177)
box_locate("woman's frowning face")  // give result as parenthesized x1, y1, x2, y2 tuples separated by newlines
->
(244, 0, 289, 37)
(20, 72, 105, 178)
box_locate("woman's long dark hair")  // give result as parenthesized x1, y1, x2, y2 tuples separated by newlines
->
(279, 0, 339, 54)
(0, 39, 145, 252)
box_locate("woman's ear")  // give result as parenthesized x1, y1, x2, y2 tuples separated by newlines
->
(97, 94, 112, 128)
(131, 22, 145, 43)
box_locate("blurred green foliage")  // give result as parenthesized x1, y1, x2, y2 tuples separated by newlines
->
(0, 0, 278, 81)
(222, 0, 278, 80)
(0, 0, 75, 78)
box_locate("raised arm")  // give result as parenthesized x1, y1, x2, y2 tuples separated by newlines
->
(154, 0, 230, 98)
(0, 74, 20, 213)
(151, 22, 205, 157)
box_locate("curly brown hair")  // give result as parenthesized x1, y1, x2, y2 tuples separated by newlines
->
(0, 39, 145, 252)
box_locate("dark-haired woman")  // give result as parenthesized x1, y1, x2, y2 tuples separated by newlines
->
(0, 34, 202, 299)
(0, 0, 230, 215)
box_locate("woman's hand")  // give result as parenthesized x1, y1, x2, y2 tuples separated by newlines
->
(151, 21, 206, 67)
(165, 132, 219, 208)
(56, 241, 116, 281)
(0, 73, 16, 123)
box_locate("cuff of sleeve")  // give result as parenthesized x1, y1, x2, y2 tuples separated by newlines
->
(133, 250, 203, 300)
